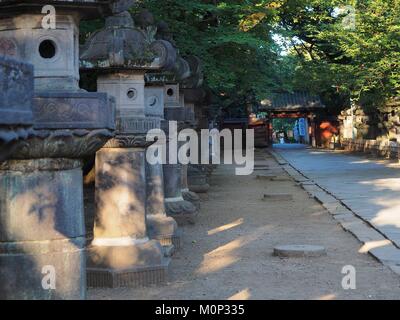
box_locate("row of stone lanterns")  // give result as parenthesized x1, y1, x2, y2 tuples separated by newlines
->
(0, 0, 215, 298)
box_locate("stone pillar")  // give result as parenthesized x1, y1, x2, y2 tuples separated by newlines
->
(87, 72, 168, 287)
(181, 164, 200, 208)
(163, 83, 198, 225)
(188, 164, 210, 193)
(146, 161, 181, 249)
(145, 85, 181, 249)
(0, 159, 86, 299)
(179, 91, 201, 207)
(87, 144, 168, 288)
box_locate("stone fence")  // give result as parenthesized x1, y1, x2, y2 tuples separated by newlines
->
(340, 138, 400, 160)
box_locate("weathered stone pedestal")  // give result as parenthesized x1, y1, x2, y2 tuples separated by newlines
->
(0, 159, 86, 299)
(188, 164, 210, 193)
(163, 90, 198, 225)
(146, 161, 181, 249)
(87, 146, 168, 288)
(164, 162, 198, 225)
(181, 164, 200, 209)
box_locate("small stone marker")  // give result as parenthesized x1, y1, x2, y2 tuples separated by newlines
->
(255, 164, 269, 168)
(256, 174, 277, 180)
(254, 167, 270, 171)
(163, 245, 176, 258)
(273, 245, 327, 258)
(271, 176, 291, 182)
(263, 194, 293, 201)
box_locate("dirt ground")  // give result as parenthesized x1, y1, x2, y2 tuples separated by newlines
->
(88, 150, 400, 300)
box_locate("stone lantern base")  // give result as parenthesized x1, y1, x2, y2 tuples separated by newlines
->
(188, 165, 210, 193)
(181, 164, 200, 209)
(87, 240, 169, 288)
(0, 159, 86, 300)
(87, 144, 170, 288)
(146, 162, 182, 249)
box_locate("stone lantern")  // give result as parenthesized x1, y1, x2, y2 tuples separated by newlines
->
(80, 6, 178, 287)
(0, 1, 116, 299)
(144, 71, 182, 251)
(148, 22, 199, 225)
(180, 56, 211, 195)
(162, 59, 200, 225)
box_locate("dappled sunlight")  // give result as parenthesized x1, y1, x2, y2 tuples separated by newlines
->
(196, 225, 272, 275)
(89, 241, 158, 270)
(350, 160, 372, 164)
(360, 178, 400, 192)
(196, 255, 240, 275)
(8, 180, 81, 297)
(359, 240, 392, 254)
(95, 184, 145, 237)
(371, 204, 400, 228)
(228, 288, 251, 300)
(316, 294, 337, 300)
(95, 157, 145, 238)
(207, 218, 244, 236)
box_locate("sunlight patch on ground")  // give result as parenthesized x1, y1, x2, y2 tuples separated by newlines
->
(316, 293, 337, 300)
(196, 225, 272, 275)
(359, 240, 392, 254)
(359, 178, 400, 192)
(208, 218, 244, 236)
(350, 160, 371, 164)
(228, 288, 251, 300)
(371, 204, 400, 228)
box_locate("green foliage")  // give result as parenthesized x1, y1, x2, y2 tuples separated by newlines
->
(79, 1, 400, 116)
(275, 0, 400, 111)
(135, 0, 284, 108)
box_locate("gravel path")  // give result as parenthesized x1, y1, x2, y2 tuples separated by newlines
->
(89, 150, 400, 300)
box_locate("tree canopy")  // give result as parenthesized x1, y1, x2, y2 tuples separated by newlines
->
(81, 0, 400, 113)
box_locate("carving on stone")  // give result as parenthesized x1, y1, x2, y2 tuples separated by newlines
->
(110, 0, 136, 14)
(0, 37, 18, 57)
(103, 134, 154, 148)
(80, 10, 177, 70)
(165, 199, 198, 222)
(182, 56, 204, 89)
(32, 93, 115, 130)
(0, 56, 34, 161)
(11, 128, 114, 159)
(182, 190, 201, 209)
(116, 117, 160, 134)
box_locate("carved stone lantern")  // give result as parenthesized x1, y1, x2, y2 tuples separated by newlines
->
(0, 1, 116, 299)
(180, 56, 211, 194)
(80, 5, 178, 287)
(144, 74, 181, 250)
(147, 23, 199, 225)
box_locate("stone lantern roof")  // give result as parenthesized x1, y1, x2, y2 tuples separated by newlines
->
(80, 10, 177, 72)
(0, 0, 115, 18)
(181, 55, 205, 105)
(182, 56, 204, 89)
